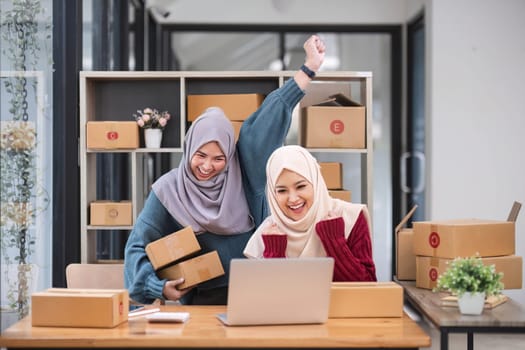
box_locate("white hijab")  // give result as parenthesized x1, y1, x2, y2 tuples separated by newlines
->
(244, 145, 366, 258)
(153, 107, 254, 235)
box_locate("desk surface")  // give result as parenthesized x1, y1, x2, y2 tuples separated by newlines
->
(0, 304, 430, 349)
(399, 280, 525, 328)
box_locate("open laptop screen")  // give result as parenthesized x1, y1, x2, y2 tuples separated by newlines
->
(217, 257, 334, 326)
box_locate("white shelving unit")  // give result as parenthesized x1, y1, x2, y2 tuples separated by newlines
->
(79, 71, 373, 263)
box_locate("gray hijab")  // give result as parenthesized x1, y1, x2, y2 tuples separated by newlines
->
(152, 107, 254, 235)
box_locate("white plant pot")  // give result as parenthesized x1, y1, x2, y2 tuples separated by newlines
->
(144, 128, 163, 148)
(457, 291, 485, 315)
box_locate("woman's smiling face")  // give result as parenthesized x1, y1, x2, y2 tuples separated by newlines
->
(190, 141, 226, 181)
(274, 169, 314, 221)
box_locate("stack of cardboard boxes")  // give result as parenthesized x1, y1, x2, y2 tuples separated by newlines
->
(146, 226, 225, 289)
(395, 202, 523, 291)
(86, 121, 139, 227)
(319, 162, 351, 202)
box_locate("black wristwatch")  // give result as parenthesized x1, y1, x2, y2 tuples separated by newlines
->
(300, 64, 316, 79)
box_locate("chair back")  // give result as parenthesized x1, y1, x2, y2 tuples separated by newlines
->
(66, 263, 125, 289)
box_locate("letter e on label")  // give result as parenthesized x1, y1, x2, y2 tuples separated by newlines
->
(330, 120, 344, 135)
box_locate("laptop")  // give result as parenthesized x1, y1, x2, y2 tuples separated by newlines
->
(217, 257, 334, 326)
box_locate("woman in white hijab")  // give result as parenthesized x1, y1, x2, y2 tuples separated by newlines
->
(244, 145, 376, 282)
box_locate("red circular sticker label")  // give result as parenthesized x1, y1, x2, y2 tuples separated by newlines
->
(429, 268, 438, 281)
(429, 232, 440, 248)
(107, 131, 119, 140)
(330, 120, 344, 134)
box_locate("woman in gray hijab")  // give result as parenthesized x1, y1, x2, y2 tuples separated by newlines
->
(124, 35, 326, 305)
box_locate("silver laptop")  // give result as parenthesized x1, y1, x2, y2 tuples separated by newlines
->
(217, 257, 334, 326)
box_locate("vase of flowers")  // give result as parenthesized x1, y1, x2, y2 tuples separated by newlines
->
(433, 255, 504, 315)
(133, 108, 170, 148)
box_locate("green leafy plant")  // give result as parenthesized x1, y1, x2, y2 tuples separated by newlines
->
(433, 255, 504, 297)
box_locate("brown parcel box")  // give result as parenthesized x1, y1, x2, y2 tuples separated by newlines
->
(329, 282, 403, 318)
(230, 121, 242, 142)
(319, 162, 343, 189)
(395, 205, 418, 281)
(416, 255, 523, 290)
(157, 250, 225, 289)
(328, 190, 351, 202)
(32, 288, 129, 328)
(187, 93, 264, 122)
(301, 94, 365, 149)
(90, 200, 132, 226)
(146, 226, 201, 270)
(413, 219, 515, 259)
(86, 121, 139, 149)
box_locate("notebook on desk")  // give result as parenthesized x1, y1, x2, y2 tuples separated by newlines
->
(216, 257, 334, 326)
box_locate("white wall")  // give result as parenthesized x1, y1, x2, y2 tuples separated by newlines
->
(426, 0, 525, 305)
(148, 0, 416, 24)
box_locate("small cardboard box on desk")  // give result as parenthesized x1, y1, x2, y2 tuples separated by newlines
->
(146, 226, 225, 288)
(329, 282, 403, 318)
(31, 288, 129, 328)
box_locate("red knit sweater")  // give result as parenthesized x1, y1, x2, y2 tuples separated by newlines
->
(262, 211, 377, 282)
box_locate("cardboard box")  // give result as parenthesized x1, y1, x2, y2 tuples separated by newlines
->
(320, 162, 343, 189)
(187, 93, 264, 122)
(329, 282, 403, 318)
(413, 219, 515, 258)
(231, 121, 242, 142)
(157, 250, 225, 289)
(86, 121, 139, 149)
(395, 205, 418, 281)
(90, 200, 133, 226)
(328, 190, 351, 202)
(32, 288, 129, 328)
(146, 226, 201, 270)
(301, 94, 365, 149)
(416, 255, 523, 290)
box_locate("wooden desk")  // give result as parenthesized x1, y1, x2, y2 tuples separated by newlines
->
(0, 304, 430, 349)
(399, 280, 525, 350)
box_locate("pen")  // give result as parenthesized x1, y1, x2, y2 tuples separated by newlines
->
(128, 307, 160, 318)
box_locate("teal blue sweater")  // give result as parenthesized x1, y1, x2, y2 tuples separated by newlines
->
(124, 78, 304, 304)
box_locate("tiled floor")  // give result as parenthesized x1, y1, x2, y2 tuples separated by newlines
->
(405, 306, 525, 350)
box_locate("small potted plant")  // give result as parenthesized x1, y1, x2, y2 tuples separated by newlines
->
(433, 255, 504, 315)
(133, 108, 171, 148)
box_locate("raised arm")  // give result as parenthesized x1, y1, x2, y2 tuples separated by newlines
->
(237, 35, 326, 227)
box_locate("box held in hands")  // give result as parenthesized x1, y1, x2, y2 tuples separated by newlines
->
(146, 226, 201, 270)
(157, 250, 225, 289)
